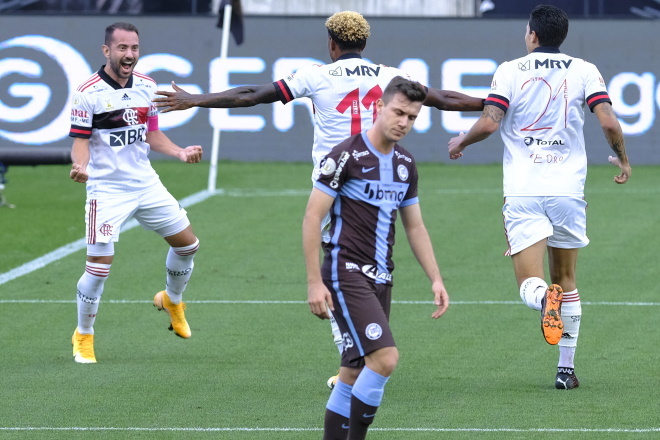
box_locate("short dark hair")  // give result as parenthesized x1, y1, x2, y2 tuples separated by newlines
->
(529, 5, 569, 48)
(381, 76, 427, 104)
(104, 22, 139, 46)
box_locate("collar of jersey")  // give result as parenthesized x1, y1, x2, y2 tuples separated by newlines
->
(532, 46, 561, 54)
(98, 65, 134, 90)
(336, 53, 362, 61)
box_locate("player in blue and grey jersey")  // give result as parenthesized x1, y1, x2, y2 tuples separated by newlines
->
(304, 77, 450, 440)
(155, 10, 480, 389)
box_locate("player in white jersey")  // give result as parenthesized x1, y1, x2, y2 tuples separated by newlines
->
(154, 11, 482, 388)
(69, 22, 204, 364)
(447, 5, 630, 389)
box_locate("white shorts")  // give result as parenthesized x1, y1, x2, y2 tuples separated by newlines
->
(85, 182, 189, 244)
(503, 196, 589, 256)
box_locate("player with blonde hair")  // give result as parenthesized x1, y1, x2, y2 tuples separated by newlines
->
(155, 10, 482, 387)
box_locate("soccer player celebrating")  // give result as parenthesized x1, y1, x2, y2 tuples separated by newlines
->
(155, 10, 480, 387)
(447, 5, 630, 389)
(304, 76, 450, 439)
(69, 22, 203, 363)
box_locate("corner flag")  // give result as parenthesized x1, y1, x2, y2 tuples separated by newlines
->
(216, 0, 244, 45)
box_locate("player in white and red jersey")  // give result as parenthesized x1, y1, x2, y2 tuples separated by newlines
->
(69, 22, 204, 364)
(448, 5, 630, 390)
(155, 11, 480, 388)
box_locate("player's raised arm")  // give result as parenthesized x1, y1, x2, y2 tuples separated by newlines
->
(154, 81, 279, 113)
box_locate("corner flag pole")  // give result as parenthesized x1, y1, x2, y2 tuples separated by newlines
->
(208, 2, 233, 192)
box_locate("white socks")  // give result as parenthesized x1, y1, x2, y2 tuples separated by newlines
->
(519, 277, 548, 311)
(165, 239, 199, 304)
(521, 280, 582, 369)
(76, 262, 111, 334)
(558, 289, 581, 368)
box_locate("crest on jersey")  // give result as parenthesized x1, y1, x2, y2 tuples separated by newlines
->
(518, 60, 531, 71)
(122, 108, 139, 125)
(397, 164, 409, 181)
(329, 66, 342, 76)
(365, 323, 383, 340)
(320, 157, 337, 175)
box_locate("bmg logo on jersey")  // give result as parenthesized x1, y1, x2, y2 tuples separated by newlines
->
(363, 182, 405, 202)
(109, 127, 145, 146)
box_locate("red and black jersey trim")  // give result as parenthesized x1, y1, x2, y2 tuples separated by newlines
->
(586, 91, 611, 112)
(485, 94, 509, 113)
(273, 80, 294, 104)
(70, 125, 92, 138)
(92, 107, 149, 130)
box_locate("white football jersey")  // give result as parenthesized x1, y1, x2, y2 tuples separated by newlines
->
(486, 47, 611, 196)
(273, 54, 411, 170)
(70, 68, 160, 196)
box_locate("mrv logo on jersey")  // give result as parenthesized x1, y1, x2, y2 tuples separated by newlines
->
(109, 127, 145, 146)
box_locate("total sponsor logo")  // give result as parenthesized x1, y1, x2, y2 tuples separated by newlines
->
(363, 182, 405, 202)
(523, 136, 565, 146)
(361, 264, 392, 282)
(345, 262, 360, 271)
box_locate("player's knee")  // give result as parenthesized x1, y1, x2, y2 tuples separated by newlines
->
(368, 347, 399, 376)
(519, 277, 547, 311)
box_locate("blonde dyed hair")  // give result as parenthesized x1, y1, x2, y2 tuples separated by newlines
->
(325, 11, 370, 46)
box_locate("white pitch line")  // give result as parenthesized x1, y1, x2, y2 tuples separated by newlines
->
(0, 299, 657, 306)
(1, 184, 657, 287)
(0, 427, 658, 433)
(0, 190, 216, 286)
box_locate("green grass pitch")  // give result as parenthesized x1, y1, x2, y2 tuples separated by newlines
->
(0, 161, 658, 439)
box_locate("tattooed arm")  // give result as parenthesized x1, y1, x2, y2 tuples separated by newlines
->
(594, 102, 631, 184)
(447, 105, 504, 160)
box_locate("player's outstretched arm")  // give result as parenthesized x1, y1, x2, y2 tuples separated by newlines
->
(154, 81, 279, 113)
(400, 204, 449, 319)
(424, 88, 484, 112)
(303, 188, 335, 320)
(594, 102, 631, 184)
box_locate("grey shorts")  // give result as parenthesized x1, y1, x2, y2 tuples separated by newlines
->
(324, 274, 395, 369)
